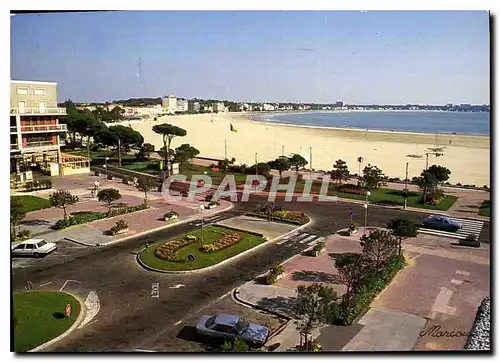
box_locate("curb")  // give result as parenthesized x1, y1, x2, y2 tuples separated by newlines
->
(27, 291, 86, 352)
(136, 215, 314, 274)
(69, 202, 235, 247)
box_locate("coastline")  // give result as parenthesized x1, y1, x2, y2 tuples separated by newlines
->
(129, 112, 490, 186)
(242, 111, 490, 138)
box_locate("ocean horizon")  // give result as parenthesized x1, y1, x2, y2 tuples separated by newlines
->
(252, 111, 490, 136)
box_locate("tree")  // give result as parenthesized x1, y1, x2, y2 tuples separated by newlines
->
(292, 283, 338, 351)
(49, 190, 79, 220)
(137, 143, 155, 160)
(267, 156, 291, 178)
(426, 165, 451, 184)
(97, 188, 121, 212)
(361, 164, 387, 190)
(334, 253, 367, 301)
(107, 125, 144, 152)
(250, 162, 271, 176)
(220, 338, 251, 352)
(174, 143, 200, 167)
(289, 153, 308, 172)
(152, 123, 187, 177)
(360, 229, 398, 275)
(136, 177, 156, 206)
(218, 157, 236, 172)
(357, 156, 364, 177)
(10, 199, 26, 238)
(413, 171, 438, 204)
(331, 159, 350, 184)
(387, 218, 418, 256)
(60, 99, 81, 145)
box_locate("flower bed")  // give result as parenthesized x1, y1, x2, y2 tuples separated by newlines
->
(53, 204, 148, 230)
(155, 235, 198, 262)
(12, 229, 32, 242)
(22, 180, 53, 192)
(200, 232, 241, 253)
(246, 210, 309, 225)
(164, 210, 179, 220)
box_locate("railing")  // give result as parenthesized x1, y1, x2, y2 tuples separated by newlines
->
(10, 107, 67, 115)
(24, 141, 57, 148)
(10, 124, 68, 133)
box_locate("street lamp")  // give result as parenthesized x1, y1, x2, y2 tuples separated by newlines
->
(364, 191, 371, 235)
(200, 205, 205, 246)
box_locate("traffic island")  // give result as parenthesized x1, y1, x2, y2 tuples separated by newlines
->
(137, 225, 267, 272)
(13, 291, 82, 352)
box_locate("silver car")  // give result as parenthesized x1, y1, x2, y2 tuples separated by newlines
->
(196, 314, 270, 346)
(11, 239, 57, 258)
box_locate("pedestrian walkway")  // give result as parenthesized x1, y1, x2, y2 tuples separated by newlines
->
(418, 217, 484, 241)
(276, 231, 324, 247)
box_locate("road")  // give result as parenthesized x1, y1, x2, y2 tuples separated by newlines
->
(11, 195, 491, 352)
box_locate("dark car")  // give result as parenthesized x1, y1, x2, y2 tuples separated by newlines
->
(196, 314, 270, 346)
(422, 215, 463, 232)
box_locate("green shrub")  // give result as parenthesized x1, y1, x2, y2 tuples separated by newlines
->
(109, 219, 128, 235)
(164, 210, 179, 219)
(13, 229, 33, 242)
(349, 221, 358, 231)
(313, 242, 326, 252)
(53, 204, 148, 230)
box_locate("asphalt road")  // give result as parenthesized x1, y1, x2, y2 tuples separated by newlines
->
(11, 195, 491, 352)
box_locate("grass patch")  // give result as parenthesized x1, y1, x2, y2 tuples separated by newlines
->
(179, 164, 248, 185)
(139, 225, 266, 271)
(11, 195, 52, 213)
(479, 200, 491, 217)
(13, 291, 81, 352)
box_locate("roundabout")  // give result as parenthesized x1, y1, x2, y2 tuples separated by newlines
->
(137, 225, 267, 272)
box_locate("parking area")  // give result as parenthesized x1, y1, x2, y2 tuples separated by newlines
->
(138, 295, 288, 352)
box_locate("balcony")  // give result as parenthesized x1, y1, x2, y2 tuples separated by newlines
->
(10, 124, 68, 133)
(10, 107, 67, 116)
(10, 144, 19, 150)
(22, 141, 59, 151)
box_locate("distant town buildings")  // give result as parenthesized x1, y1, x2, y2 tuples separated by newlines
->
(188, 100, 201, 113)
(213, 102, 225, 113)
(335, 101, 344, 107)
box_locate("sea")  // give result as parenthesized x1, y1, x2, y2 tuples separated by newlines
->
(253, 111, 490, 136)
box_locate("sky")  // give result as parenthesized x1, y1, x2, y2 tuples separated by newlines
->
(10, 11, 490, 104)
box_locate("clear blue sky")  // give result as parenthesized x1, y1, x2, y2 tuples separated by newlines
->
(10, 11, 490, 105)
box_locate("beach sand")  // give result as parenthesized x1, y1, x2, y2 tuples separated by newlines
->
(130, 112, 490, 187)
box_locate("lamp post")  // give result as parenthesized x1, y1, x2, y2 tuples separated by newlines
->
(200, 205, 205, 246)
(104, 157, 109, 183)
(364, 190, 371, 235)
(404, 162, 409, 210)
(255, 152, 258, 177)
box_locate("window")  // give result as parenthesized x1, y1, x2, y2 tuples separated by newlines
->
(34, 88, 45, 95)
(37, 240, 47, 248)
(25, 244, 35, 250)
(15, 244, 25, 250)
(213, 324, 236, 335)
(17, 88, 28, 95)
(205, 316, 216, 329)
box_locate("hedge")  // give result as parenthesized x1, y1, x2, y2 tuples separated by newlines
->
(53, 204, 148, 230)
(335, 254, 406, 326)
(245, 212, 309, 226)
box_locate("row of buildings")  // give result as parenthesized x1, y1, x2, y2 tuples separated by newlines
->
(161, 95, 226, 114)
(10, 80, 89, 184)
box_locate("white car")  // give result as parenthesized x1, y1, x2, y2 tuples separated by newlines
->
(11, 239, 57, 257)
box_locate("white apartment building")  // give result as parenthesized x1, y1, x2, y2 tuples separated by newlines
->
(213, 102, 225, 113)
(161, 95, 178, 114)
(177, 99, 189, 113)
(262, 103, 275, 111)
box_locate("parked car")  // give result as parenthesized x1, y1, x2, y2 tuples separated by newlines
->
(196, 314, 270, 346)
(422, 215, 463, 232)
(11, 239, 57, 257)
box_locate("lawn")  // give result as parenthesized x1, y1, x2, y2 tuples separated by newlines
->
(479, 200, 491, 217)
(139, 225, 266, 271)
(11, 195, 52, 213)
(13, 291, 81, 352)
(273, 180, 458, 211)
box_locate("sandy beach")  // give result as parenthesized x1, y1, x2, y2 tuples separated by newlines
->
(129, 112, 490, 187)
